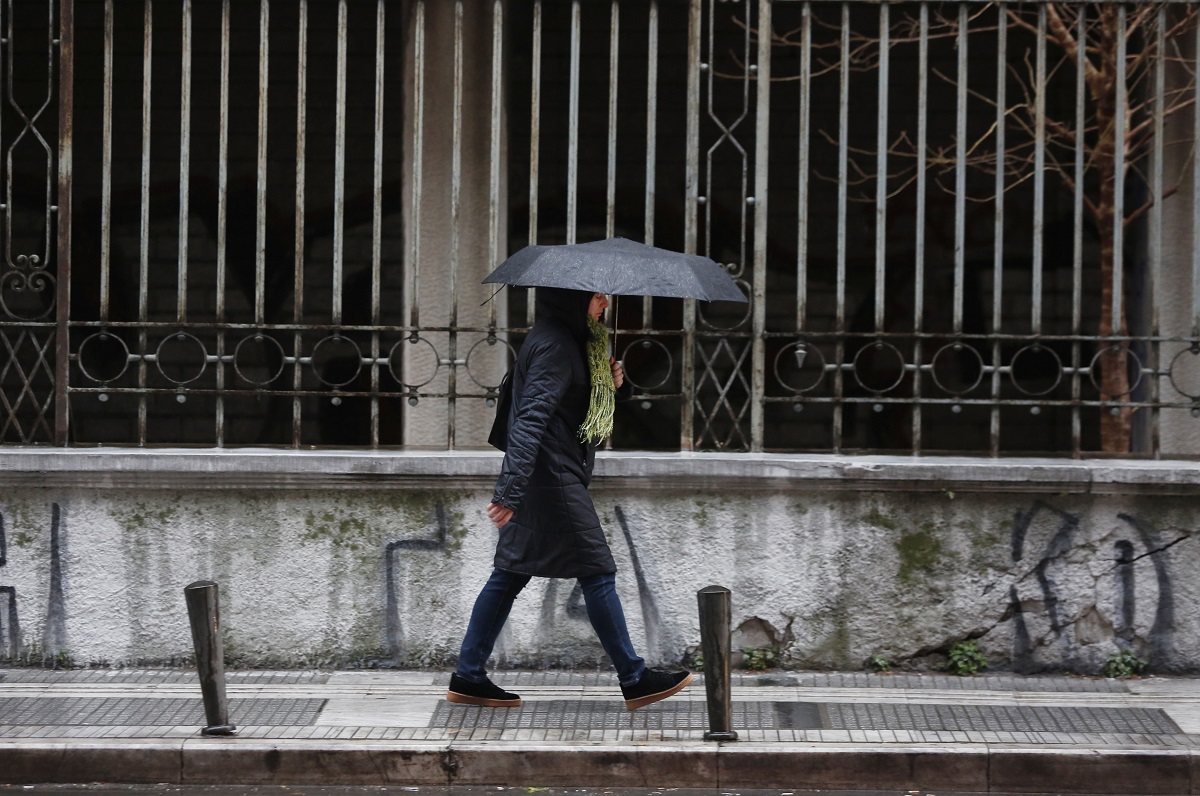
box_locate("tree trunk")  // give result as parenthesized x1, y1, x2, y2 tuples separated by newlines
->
(1091, 10, 1132, 454)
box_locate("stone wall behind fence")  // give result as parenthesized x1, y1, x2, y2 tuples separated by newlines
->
(1, 451, 1197, 675)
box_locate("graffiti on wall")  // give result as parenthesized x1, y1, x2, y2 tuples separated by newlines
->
(1007, 500, 1187, 672)
(0, 510, 17, 659)
(384, 500, 450, 659)
(382, 501, 666, 665)
(0, 503, 66, 662)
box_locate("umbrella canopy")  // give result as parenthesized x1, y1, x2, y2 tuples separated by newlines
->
(482, 237, 748, 303)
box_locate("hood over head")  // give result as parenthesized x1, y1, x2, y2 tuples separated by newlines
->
(534, 286, 593, 342)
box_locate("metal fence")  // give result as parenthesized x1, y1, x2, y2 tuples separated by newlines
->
(2, 0, 1199, 455)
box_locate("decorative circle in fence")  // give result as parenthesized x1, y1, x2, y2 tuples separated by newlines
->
(852, 340, 906, 394)
(233, 333, 286, 387)
(465, 336, 516, 390)
(1088, 345, 1144, 398)
(1008, 344, 1062, 396)
(619, 337, 674, 391)
(76, 332, 130, 383)
(387, 335, 440, 389)
(697, 277, 752, 331)
(155, 332, 207, 385)
(1167, 345, 1200, 401)
(773, 341, 826, 394)
(310, 334, 362, 388)
(930, 342, 985, 396)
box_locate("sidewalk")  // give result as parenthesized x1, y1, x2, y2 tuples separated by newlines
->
(2, 668, 1199, 793)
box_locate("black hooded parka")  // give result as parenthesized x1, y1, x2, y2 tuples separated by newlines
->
(490, 287, 631, 578)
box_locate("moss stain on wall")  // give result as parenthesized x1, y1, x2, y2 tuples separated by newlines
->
(3, 500, 49, 542)
(115, 501, 179, 534)
(896, 525, 943, 584)
(865, 507, 900, 532)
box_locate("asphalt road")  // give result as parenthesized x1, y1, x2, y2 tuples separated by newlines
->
(0, 787, 1164, 796)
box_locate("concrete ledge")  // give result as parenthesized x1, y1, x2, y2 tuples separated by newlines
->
(3, 740, 1199, 792)
(447, 743, 719, 787)
(3, 447, 1200, 494)
(181, 739, 451, 785)
(0, 739, 185, 785)
(988, 747, 1195, 795)
(717, 744, 989, 791)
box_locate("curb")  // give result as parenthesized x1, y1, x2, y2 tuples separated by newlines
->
(2, 740, 1197, 793)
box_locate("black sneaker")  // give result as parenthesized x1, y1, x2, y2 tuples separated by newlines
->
(620, 668, 693, 710)
(446, 673, 522, 707)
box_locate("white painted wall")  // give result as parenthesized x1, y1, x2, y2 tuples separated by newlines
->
(2, 451, 1198, 674)
(1155, 9, 1200, 455)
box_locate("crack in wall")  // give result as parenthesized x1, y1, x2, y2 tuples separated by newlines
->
(1105, 533, 1192, 572)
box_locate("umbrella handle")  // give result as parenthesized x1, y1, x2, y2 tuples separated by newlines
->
(479, 284, 505, 307)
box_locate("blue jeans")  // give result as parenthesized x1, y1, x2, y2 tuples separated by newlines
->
(455, 568, 647, 687)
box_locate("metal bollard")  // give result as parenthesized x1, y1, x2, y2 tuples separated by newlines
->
(697, 584, 737, 741)
(184, 580, 237, 736)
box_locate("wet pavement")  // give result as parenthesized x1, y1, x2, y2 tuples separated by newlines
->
(2, 668, 1198, 793)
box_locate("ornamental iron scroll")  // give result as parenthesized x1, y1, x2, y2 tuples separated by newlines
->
(3, 0, 57, 291)
(1, 0, 60, 444)
(1, 254, 55, 322)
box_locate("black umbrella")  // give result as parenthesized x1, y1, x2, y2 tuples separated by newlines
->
(482, 237, 747, 303)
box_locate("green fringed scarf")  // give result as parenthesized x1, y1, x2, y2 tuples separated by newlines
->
(578, 316, 615, 444)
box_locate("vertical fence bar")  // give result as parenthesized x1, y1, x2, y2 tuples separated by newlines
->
(682, 0, 701, 451)
(54, 0, 74, 446)
(750, 0, 770, 452)
(177, 0, 192, 323)
(1031, 5, 1045, 337)
(332, 0, 347, 326)
(448, 0, 463, 449)
(216, 0, 231, 446)
(255, 0, 269, 327)
(990, 5, 1006, 455)
(409, 0, 424, 333)
(912, 2, 927, 453)
(833, 2, 849, 452)
(567, 0, 581, 245)
(99, 0, 113, 323)
(874, 2, 888, 336)
(953, 4, 967, 335)
(1071, 9, 1085, 456)
(527, 0, 541, 326)
(644, 0, 659, 326)
(796, 1, 810, 334)
(1113, 5, 1126, 340)
(293, 0, 307, 447)
(488, 0, 502, 332)
(606, 1, 619, 240)
(1150, 6, 1165, 457)
(370, 0, 385, 447)
(1193, 18, 1200, 338)
(138, 0, 152, 445)
(737, 0, 751, 277)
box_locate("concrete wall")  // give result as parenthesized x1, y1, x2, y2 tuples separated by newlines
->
(1, 450, 1198, 674)
(400, 0, 509, 449)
